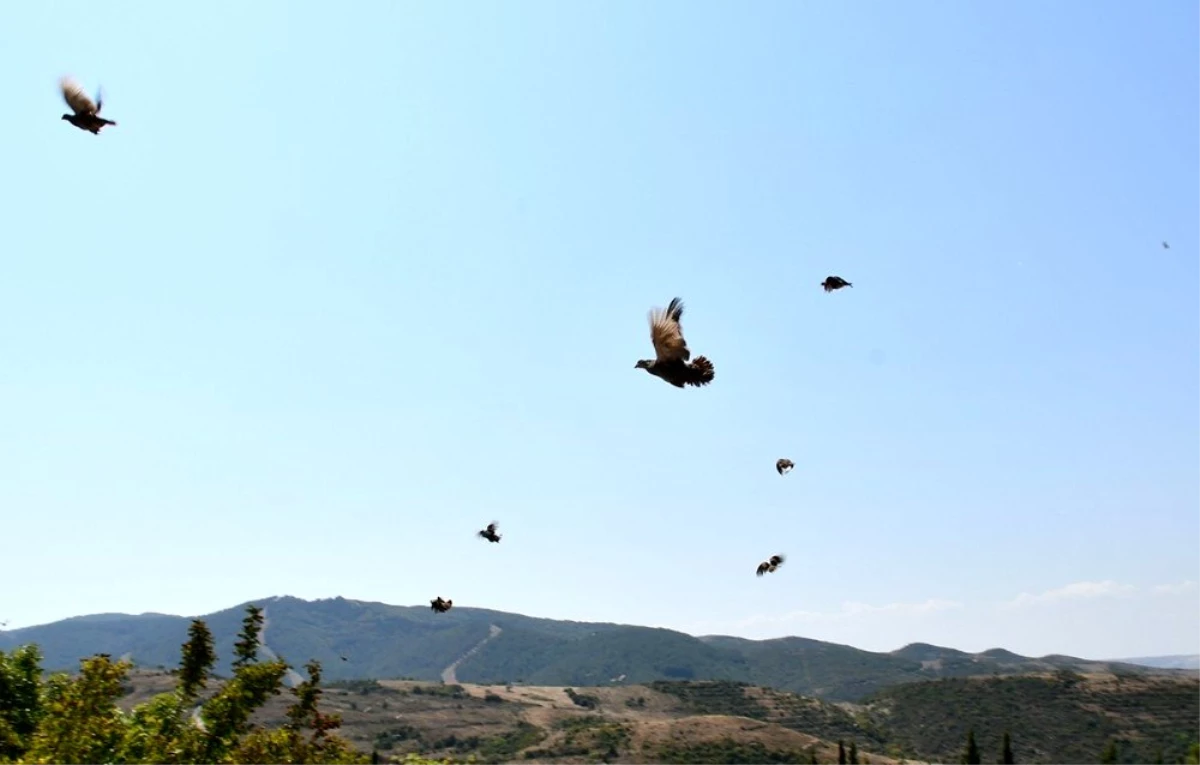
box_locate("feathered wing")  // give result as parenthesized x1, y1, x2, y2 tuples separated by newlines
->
(648, 297, 690, 363)
(680, 356, 715, 387)
(756, 562, 770, 577)
(770, 554, 785, 567)
(60, 77, 98, 115)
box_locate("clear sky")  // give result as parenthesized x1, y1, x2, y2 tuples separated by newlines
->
(0, 0, 1196, 662)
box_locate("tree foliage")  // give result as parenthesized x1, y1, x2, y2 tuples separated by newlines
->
(0, 605, 366, 764)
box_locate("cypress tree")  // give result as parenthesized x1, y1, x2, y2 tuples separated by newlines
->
(963, 729, 981, 765)
(1002, 731, 1014, 764)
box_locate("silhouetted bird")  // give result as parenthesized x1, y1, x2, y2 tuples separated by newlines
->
(340, 655, 348, 662)
(430, 597, 453, 613)
(821, 276, 852, 292)
(776, 458, 794, 476)
(478, 522, 501, 543)
(1163, 241, 1170, 249)
(60, 77, 117, 134)
(634, 297, 715, 388)
(756, 554, 786, 577)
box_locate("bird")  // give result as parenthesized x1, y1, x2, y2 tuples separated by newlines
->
(821, 276, 852, 292)
(60, 77, 117, 135)
(756, 554, 786, 577)
(478, 522, 502, 543)
(634, 297, 716, 388)
(430, 597, 453, 613)
(1163, 241, 1170, 249)
(776, 458, 794, 476)
(340, 655, 349, 662)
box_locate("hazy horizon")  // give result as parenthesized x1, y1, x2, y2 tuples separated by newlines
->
(1, 0, 1196, 663)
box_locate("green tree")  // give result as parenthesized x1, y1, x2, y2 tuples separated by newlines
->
(962, 730, 981, 765)
(848, 740, 859, 764)
(178, 619, 216, 700)
(23, 654, 130, 764)
(232, 604, 266, 669)
(0, 645, 46, 762)
(1185, 742, 1199, 765)
(1099, 739, 1118, 764)
(1001, 731, 1014, 764)
(838, 740, 847, 765)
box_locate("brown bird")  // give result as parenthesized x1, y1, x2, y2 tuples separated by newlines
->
(60, 77, 117, 135)
(821, 276, 852, 292)
(756, 554, 786, 577)
(776, 458, 794, 476)
(634, 297, 715, 388)
(430, 597, 453, 613)
(478, 521, 502, 543)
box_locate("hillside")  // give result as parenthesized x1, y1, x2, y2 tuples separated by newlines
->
(112, 670, 1200, 764)
(2, 595, 1189, 702)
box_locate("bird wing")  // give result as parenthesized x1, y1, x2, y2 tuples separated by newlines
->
(756, 562, 769, 576)
(771, 554, 786, 566)
(487, 522, 499, 533)
(648, 297, 690, 363)
(60, 77, 97, 115)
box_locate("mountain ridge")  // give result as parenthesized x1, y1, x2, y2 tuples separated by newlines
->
(1, 595, 1190, 702)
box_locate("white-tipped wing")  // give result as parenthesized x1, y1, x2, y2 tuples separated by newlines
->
(648, 298, 690, 363)
(60, 77, 98, 115)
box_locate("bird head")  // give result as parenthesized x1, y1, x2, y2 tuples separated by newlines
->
(635, 359, 651, 370)
(61, 114, 71, 121)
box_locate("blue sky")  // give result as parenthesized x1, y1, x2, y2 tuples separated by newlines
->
(0, 0, 1196, 661)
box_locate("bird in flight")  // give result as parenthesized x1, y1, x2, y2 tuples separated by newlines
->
(478, 522, 502, 543)
(1163, 241, 1170, 249)
(635, 297, 715, 388)
(776, 459, 794, 476)
(430, 597, 453, 613)
(756, 554, 786, 577)
(821, 276, 852, 293)
(60, 77, 117, 135)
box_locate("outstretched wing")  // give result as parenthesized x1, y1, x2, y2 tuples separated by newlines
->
(60, 77, 97, 115)
(648, 297, 690, 363)
(487, 522, 499, 534)
(770, 554, 786, 567)
(756, 562, 769, 577)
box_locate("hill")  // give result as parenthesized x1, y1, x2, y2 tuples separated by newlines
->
(112, 670, 1200, 764)
(1115, 654, 1200, 671)
(1, 595, 1188, 702)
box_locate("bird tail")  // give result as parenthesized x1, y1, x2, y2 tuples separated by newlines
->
(685, 356, 715, 386)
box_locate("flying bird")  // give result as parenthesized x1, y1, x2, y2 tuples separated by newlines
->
(756, 554, 786, 577)
(821, 276, 852, 292)
(340, 655, 349, 662)
(60, 77, 117, 134)
(478, 522, 502, 543)
(1163, 241, 1170, 249)
(430, 597, 453, 614)
(776, 459, 794, 476)
(634, 297, 716, 388)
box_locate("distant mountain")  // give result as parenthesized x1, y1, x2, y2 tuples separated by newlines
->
(1113, 654, 1200, 670)
(0, 595, 1186, 702)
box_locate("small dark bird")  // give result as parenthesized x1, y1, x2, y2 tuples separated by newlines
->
(635, 297, 716, 388)
(478, 521, 502, 543)
(821, 276, 852, 292)
(60, 77, 117, 134)
(756, 554, 786, 577)
(1163, 241, 1170, 249)
(340, 655, 349, 662)
(776, 458, 794, 476)
(430, 596, 453, 614)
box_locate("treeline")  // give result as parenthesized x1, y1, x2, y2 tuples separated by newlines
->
(0, 605, 440, 765)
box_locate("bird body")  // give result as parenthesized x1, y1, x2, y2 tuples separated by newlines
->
(821, 276, 852, 292)
(756, 554, 786, 577)
(430, 597, 453, 613)
(60, 77, 116, 134)
(478, 521, 502, 543)
(635, 297, 716, 388)
(776, 458, 794, 476)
